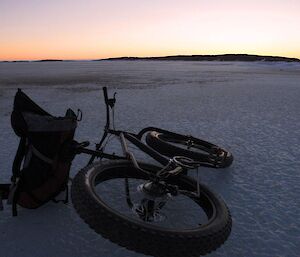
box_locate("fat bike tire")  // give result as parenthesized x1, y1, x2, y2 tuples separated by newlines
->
(71, 160, 232, 257)
(146, 131, 233, 168)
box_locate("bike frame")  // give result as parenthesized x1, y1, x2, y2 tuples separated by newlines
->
(75, 87, 177, 178)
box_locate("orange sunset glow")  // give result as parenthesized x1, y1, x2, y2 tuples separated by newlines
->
(1, 0, 300, 61)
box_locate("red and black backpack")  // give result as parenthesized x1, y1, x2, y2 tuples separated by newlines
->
(0, 89, 77, 215)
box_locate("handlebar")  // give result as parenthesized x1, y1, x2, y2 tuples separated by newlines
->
(103, 86, 109, 105)
(103, 86, 116, 108)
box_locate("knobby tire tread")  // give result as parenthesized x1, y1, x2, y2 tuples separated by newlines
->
(146, 132, 233, 168)
(71, 161, 232, 257)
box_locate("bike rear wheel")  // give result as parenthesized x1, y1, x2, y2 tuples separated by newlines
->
(71, 160, 232, 257)
(146, 131, 233, 168)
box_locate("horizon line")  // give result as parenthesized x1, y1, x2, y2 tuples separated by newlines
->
(1, 53, 300, 63)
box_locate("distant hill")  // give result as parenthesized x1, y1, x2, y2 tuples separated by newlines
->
(98, 54, 300, 62)
(34, 59, 63, 62)
(0, 59, 64, 63)
(1, 54, 299, 63)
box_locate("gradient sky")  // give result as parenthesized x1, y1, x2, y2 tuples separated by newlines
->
(1, 0, 300, 60)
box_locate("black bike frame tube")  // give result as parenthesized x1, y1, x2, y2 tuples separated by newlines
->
(123, 133, 170, 167)
(119, 133, 130, 158)
(119, 133, 161, 178)
(87, 130, 108, 164)
(119, 132, 142, 169)
(107, 128, 138, 137)
(79, 147, 126, 160)
(103, 87, 110, 128)
(137, 126, 216, 149)
(88, 87, 111, 164)
(137, 126, 187, 139)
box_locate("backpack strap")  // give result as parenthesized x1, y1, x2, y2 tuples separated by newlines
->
(9, 138, 54, 216)
(7, 137, 27, 216)
(27, 144, 54, 165)
(11, 137, 27, 182)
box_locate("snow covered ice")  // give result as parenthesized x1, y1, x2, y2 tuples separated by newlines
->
(0, 61, 299, 257)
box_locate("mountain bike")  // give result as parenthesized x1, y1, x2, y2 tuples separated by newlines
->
(71, 87, 233, 257)
(1, 87, 233, 257)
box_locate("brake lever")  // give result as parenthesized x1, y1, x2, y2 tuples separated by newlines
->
(108, 92, 117, 108)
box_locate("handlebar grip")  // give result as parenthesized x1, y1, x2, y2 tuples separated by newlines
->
(103, 87, 109, 104)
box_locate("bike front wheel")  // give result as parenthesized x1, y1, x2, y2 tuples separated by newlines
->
(146, 131, 233, 168)
(71, 160, 232, 257)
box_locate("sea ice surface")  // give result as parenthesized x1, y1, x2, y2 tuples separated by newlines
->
(0, 61, 299, 257)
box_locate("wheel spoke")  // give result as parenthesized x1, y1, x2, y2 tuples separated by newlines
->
(71, 161, 232, 256)
(94, 176, 211, 229)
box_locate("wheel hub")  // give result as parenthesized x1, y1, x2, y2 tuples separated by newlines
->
(138, 181, 169, 198)
(132, 182, 173, 222)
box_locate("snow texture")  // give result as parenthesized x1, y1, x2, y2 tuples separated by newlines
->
(0, 61, 299, 257)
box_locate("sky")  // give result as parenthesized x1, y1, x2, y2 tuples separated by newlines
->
(1, 0, 300, 61)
